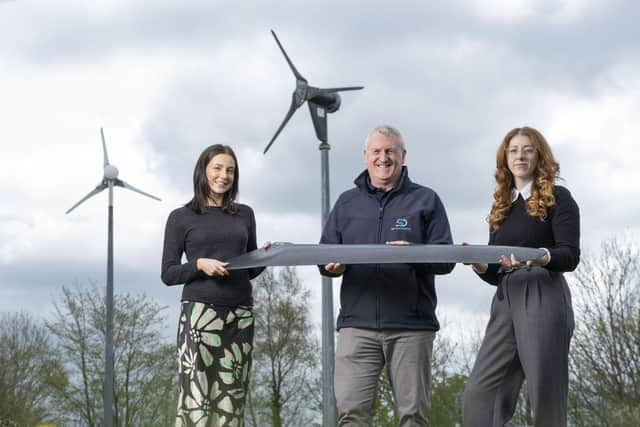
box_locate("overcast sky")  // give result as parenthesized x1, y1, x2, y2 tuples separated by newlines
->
(2, 0, 639, 340)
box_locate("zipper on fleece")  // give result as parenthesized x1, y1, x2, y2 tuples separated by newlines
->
(376, 201, 384, 329)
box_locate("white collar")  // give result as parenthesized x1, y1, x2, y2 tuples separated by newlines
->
(512, 181, 532, 202)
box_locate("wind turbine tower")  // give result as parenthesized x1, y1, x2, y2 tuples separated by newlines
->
(66, 128, 160, 427)
(264, 30, 363, 426)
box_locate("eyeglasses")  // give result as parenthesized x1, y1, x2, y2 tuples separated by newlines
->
(507, 146, 536, 157)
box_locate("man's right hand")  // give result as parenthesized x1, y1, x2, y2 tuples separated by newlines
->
(461, 241, 488, 273)
(325, 262, 346, 275)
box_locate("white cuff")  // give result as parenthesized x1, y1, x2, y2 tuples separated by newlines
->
(540, 247, 551, 265)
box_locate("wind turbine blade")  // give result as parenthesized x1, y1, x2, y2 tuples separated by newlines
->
(316, 86, 364, 93)
(115, 179, 161, 201)
(271, 30, 306, 82)
(66, 182, 108, 214)
(226, 242, 548, 270)
(264, 97, 299, 154)
(100, 127, 110, 167)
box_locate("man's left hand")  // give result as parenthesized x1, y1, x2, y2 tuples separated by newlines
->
(385, 240, 410, 246)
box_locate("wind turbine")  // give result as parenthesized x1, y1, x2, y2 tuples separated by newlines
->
(265, 30, 363, 426)
(66, 128, 160, 427)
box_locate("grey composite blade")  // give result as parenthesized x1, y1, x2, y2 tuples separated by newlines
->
(114, 179, 161, 201)
(65, 182, 108, 214)
(100, 127, 109, 167)
(226, 242, 546, 270)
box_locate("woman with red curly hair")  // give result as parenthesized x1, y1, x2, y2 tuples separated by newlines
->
(463, 127, 580, 426)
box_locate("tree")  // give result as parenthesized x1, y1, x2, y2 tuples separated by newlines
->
(372, 369, 398, 427)
(46, 284, 177, 427)
(507, 386, 534, 427)
(246, 267, 321, 427)
(0, 312, 66, 426)
(568, 237, 640, 426)
(430, 328, 466, 426)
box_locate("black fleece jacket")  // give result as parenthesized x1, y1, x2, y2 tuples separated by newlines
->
(320, 167, 454, 331)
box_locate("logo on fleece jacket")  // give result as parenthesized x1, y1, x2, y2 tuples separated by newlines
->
(391, 218, 411, 231)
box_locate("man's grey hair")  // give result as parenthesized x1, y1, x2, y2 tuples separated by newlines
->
(364, 125, 406, 150)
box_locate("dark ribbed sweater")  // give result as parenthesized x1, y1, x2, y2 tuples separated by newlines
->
(479, 185, 580, 286)
(161, 204, 263, 306)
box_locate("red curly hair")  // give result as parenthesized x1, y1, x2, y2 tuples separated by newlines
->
(488, 127, 560, 231)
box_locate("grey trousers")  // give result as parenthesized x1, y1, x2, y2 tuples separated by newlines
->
(463, 267, 574, 427)
(334, 327, 436, 427)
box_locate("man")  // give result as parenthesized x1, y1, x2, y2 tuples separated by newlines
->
(320, 125, 454, 426)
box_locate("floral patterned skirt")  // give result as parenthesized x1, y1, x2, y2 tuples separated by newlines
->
(176, 301, 254, 427)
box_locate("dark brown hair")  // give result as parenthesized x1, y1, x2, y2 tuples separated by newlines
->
(187, 144, 239, 214)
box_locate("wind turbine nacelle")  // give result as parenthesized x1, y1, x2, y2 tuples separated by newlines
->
(104, 164, 119, 180)
(311, 92, 341, 113)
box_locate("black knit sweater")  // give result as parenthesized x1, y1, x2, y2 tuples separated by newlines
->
(161, 204, 263, 306)
(479, 185, 580, 286)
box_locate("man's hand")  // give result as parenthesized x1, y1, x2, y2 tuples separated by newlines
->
(385, 240, 410, 246)
(461, 241, 488, 273)
(325, 262, 346, 275)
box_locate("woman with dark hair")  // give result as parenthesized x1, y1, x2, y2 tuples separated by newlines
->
(463, 127, 580, 426)
(162, 144, 265, 426)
